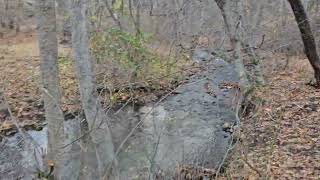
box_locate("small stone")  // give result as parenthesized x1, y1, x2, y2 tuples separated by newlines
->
(222, 122, 231, 131)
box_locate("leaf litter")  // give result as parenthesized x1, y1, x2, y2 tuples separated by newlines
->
(224, 55, 320, 179)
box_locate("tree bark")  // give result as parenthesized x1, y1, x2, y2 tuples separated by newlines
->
(35, 0, 66, 178)
(56, 0, 72, 43)
(287, 0, 320, 86)
(241, 0, 265, 85)
(128, 0, 141, 36)
(214, 0, 235, 49)
(215, 0, 249, 87)
(71, 0, 117, 179)
(2, 0, 9, 28)
(103, 0, 123, 30)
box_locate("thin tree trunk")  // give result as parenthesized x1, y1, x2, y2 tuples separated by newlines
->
(215, 0, 249, 87)
(56, 0, 72, 43)
(287, 0, 320, 86)
(0, 0, 4, 28)
(233, 0, 249, 88)
(215, 0, 235, 49)
(135, 0, 141, 36)
(104, 0, 123, 30)
(128, 0, 141, 36)
(241, 0, 265, 85)
(35, 0, 66, 178)
(71, 0, 118, 179)
(14, 0, 22, 33)
(2, 0, 9, 28)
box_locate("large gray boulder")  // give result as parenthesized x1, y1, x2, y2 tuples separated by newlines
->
(116, 59, 241, 179)
(0, 59, 241, 179)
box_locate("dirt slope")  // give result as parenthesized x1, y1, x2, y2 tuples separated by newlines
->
(225, 56, 320, 179)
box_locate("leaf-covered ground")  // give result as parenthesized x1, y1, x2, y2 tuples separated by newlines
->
(0, 32, 76, 135)
(224, 55, 320, 179)
(2, 31, 319, 179)
(0, 32, 195, 136)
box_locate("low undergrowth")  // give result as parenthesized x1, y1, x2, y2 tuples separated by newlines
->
(90, 28, 193, 105)
(0, 30, 195, 135)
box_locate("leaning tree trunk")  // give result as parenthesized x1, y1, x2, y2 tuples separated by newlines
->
(35, 0, 66, 178)
(287, 0, 320, 86)
(71, 0, 117, 179)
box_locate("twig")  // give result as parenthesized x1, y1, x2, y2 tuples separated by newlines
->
(240, 155, 262, 177)
(215, 87, 244, 178)
(148, 134, 161, 180)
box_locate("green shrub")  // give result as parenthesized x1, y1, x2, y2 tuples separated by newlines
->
(90, 28, 185, 87)
(91, 28, 148, 71)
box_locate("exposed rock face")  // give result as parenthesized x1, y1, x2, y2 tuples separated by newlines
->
(0, 59, 241, 179)
(0, 120, 81, 180)
(116, 59, 241, 178)
(192, 47, 214, 63)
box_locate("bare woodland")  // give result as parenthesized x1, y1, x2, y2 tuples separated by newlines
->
(0, 0, 319, 179)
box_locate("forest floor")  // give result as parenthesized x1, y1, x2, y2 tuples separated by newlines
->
(224, 55, 320, 179)
(0, 31, 195, 136)
(0, 31, 319, 179)
(0, 32, 74, 135)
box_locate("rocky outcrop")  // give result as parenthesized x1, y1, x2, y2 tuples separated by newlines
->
(115, 58, 241, 179)
(0, 58, 242, 179)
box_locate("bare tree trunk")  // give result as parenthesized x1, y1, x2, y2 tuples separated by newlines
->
(103, 0, 123, 30)
(35, 0, 66, 178)
(128, 0, 141, 37)
(2, 0, 9, 28)
(287, 0, 320, 86)
(233, 0, 249, 88)
(15, 0, 22, 33)
(135, 0, 141, 36)
(215, 0, 235, 49)
(56, 0, 72, 43)
(71, 0, 117, 179)
(215, 0, 249, 87)
(241, 0, 265, 85)
(0, 0, 4, 28)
